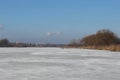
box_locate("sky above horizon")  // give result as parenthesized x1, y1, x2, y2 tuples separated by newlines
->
(0, 0, 120, 44)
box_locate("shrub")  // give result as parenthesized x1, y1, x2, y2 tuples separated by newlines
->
(80, 29, 120, 46)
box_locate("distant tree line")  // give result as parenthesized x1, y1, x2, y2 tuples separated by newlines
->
(0, 39, 65, 47)
(0, 39, 37, 47)
(0, 39, 9, 47)
(69, 29, 120, 47)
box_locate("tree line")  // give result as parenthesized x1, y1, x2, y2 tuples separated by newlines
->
(0, 29, 120, 48)
(0, 39, 37, 47)
(69, 29, 120, 47)
(0, 39, 65, 47)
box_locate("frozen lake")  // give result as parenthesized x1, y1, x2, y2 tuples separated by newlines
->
(0, 48, 120, 80)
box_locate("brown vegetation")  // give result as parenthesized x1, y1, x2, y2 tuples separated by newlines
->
(80, 45, 120, 51)
(68, 29, 120, 51)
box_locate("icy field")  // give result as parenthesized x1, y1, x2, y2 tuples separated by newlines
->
(0, 48, 120, 80)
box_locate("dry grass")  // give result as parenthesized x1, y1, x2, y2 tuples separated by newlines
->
(80, 45, 120, 52)
(62, 45, 120, 52)
(99, 45, 120, 51)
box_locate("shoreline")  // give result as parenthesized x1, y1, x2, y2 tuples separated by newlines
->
(62, 45, 120, 52)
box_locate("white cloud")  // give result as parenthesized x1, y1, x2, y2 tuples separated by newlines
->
(46, 32, 53, 36)
(46, 32, 63, 37)
(56, 32, 62, 35)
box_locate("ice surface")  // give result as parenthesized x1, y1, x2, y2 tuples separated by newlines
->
(0, 47, 120, 80)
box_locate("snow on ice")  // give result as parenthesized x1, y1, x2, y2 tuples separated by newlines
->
(0, 48, 120, 80)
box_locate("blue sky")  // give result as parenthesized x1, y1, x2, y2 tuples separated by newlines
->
(0, 0, 120, 44)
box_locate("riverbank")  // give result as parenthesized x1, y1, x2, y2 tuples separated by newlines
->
(62, 45, 120, 52)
